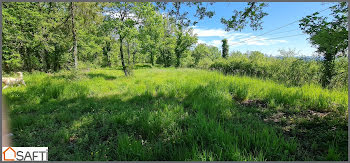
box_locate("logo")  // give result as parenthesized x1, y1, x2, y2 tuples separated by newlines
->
(2, 147, 48, 161)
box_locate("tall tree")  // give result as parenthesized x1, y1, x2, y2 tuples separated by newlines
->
(70, 2, 78, 69)
(158, 15, 176, 67)
(193, 44, 210, 66)
(106, 2, 142, 76)
(222, 39, 229, 58)
(174, 26, 197, 67)
(139, 7, 164, 66)
(68, 2, 105, 68)
(299, 2, 348, 87)
(193, 43, 221, 66)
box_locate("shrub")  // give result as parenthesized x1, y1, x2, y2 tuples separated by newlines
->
(197, 58, 214, 69)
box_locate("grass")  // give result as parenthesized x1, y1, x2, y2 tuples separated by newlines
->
(2, 68, 348, 161)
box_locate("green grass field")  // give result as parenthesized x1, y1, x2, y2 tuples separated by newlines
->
(2, 68, 348, 161)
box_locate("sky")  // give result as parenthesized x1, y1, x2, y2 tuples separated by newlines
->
(176, 2, 336, 57)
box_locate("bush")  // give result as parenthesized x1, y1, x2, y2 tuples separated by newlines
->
(197, 58, 214, 69)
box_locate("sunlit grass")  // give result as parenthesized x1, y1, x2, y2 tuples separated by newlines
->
(2, 68, 348, 161)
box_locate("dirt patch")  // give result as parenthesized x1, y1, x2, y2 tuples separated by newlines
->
(69, 135, 78, 143)
(264, 110, 331, 124)
(241, 99, 268, 108)
(305, 110, 330, 118)
(264, 112, 285, 123)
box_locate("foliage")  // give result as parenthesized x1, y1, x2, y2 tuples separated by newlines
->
(3, 2, 269, 76)
(221, 2, 269, 31)
(174, 26, 198, 67)
(221, 39, 229, 58)
(210, 51, 347, 90)
(139, 4, 165, 66)
(192, 43, 220, 66)
(2, 2, 70, 72)
(157, 16, 177, 67)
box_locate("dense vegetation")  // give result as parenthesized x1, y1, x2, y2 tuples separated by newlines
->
(3, 68, 348, 161)
(2, 2, 268, 74)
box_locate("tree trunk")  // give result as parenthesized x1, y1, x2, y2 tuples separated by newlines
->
(104, 41, 112, 67)
(175, 48, 182, 68)
(70, 2, 78, 69)
(127, 40, 130, 65)
(161, 49, 166, 67)
(150, 52, 154, 66)
(107, 53, 111, 67)
(44, 50, 50, 72)
(176, 53, 180, 67)
(321, 52, 335, 87)
(119, 38, 128, 76)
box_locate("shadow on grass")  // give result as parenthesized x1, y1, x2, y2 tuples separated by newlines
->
(240, 103, 348, 161)
(134, 64, 153, 69)
(87, 73, 117, 80)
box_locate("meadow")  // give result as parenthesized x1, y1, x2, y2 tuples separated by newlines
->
(2, 67, 348, 161)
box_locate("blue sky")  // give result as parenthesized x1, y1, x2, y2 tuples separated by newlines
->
(177, 2, 336, 56)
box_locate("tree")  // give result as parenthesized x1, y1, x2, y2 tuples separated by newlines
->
(299, 2, 348, 87)
(192, 43, 220, 66)
(139, 5, 164, 66)
(152, 2, 268, 67)
(208, 46, 221, 60)
(155, 2, 212, 67)
(222, 39, 229, 58)
(158, 15, 176, 67)
(156, 2, 267, 30)
(105, 2, 142, 76)
(174, 26, 197, 67)
(193, 44, 210, 65)
(130, 39, 141, 64)
(74, 2, 105, 66)
(70, 2, 78, 69)
(125, 29, 139, 65)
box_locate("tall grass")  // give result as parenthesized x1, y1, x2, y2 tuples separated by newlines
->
(2, 68, 348, 161)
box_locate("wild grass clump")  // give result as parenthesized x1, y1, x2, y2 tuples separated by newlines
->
(2, 68, 348, 161)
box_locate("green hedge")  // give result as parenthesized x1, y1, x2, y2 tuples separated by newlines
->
(210, 52, 348, 90)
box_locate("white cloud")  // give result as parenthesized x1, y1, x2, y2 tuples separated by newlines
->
(193, 28, 227, 37)
(193, 26, 288, 48)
